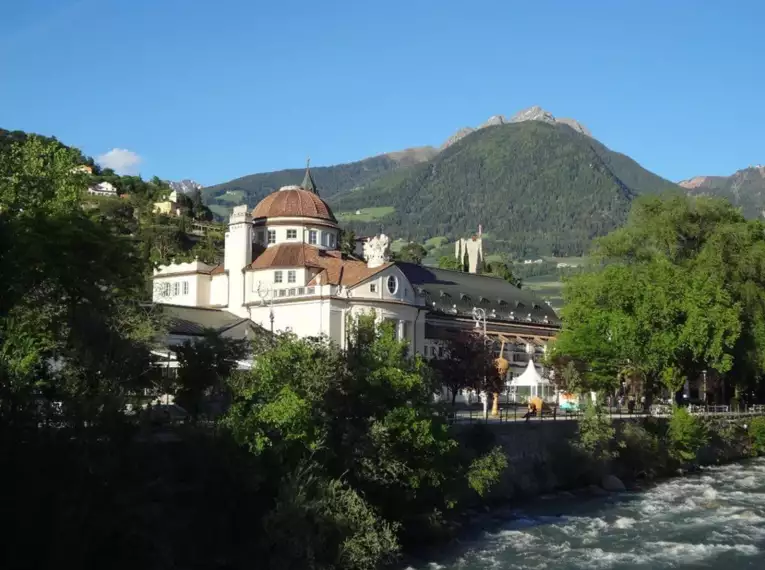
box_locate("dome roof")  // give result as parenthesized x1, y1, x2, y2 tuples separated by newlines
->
(252, 186, 337, 224)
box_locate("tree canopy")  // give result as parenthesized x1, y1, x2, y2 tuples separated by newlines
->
(549, 194, 765, 405)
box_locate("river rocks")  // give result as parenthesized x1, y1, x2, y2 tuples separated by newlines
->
(588, 484, 609, 497)
(601, 475, 627, 492)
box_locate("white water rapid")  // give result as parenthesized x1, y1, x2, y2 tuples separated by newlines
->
(405, 458, 765, 569)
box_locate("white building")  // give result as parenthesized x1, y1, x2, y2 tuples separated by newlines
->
(152, 165, 560, 400)
(87, 181, 118, 197)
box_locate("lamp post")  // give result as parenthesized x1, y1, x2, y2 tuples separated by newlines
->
(256, 282, 275, 335)
(472, 307, 492, 419)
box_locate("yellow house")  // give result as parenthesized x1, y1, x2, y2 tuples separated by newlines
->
(153, 190, 180, 215)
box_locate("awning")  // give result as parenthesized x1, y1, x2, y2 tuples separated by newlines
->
(510, 359, 550, 387)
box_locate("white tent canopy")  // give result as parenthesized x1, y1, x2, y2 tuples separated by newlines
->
(509, 359, 552, 401)
(511, 359, 550, 387)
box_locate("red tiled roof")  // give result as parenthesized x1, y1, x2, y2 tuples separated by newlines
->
(252, 188, 337, 223)
(247, 243, 390, 287)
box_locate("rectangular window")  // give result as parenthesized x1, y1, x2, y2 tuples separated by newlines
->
(308, 230, 317, 245)
(182, 281, 189, 295)
(172, 282, 180, 295)
(267, 230, 276, 244)
(321, 232, 328, 246)
(287, 270, 296, 283)
(370, 283, 377, 293)
(328, 234, 335, 248)
(274, 271, 283, 283)
(257, 231, 264, 243)
(286, 229, 297, 239)
(162, 283, 171, 296)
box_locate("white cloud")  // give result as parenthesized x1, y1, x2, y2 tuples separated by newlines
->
(97, 148, 142, 175)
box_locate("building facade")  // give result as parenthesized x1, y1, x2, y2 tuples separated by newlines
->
(152, 165, 560, 399)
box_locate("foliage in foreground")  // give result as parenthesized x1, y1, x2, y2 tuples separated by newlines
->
(224, 317, 508, 555)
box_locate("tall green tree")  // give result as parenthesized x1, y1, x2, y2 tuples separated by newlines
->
(0, 136, 161, 426)
(396, 242, 427, 264)
(550, 195, 753, 407)
(174, 331, 248, 422)
(225, 316, 507, 548)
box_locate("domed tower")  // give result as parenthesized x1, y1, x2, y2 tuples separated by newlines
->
(250, 160, 340, 250)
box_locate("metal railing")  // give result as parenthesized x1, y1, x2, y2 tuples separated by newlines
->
(444, 403, 765, 425)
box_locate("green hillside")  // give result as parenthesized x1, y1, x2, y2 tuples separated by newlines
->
(202, 147, 437, 215)
(328, 121, 681, 257)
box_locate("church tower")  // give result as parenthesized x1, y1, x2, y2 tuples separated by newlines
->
(225, 205, 253, 316)
(454, 226, 483, 273)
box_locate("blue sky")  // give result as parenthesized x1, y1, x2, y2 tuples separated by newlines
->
(0, 0, 762, 185)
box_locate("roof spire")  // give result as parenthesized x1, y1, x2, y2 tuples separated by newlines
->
(301, 156, 318, 195)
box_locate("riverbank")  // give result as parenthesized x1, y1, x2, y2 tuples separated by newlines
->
(400, 416, 765, 569)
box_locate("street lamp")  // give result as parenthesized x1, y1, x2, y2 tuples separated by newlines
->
(472, 307, 493, 418)
(472, 306, 487, 338)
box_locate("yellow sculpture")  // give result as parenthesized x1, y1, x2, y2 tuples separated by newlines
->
(492, 340, 510, 417)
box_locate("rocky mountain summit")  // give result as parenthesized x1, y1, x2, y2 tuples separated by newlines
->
(678, 165, 765, 219)
(441, 106, 592, 149)
(167, 179, 203, 194)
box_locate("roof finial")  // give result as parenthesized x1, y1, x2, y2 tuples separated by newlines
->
(301, 156, 318, 195)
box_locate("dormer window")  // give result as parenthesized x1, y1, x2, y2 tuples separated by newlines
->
(460, 293, 470, 302)
(286, 229, 297, 239)
(267, 230, 276, 244)
(387, 275, 398, 295)
(309, 230, 317, 245)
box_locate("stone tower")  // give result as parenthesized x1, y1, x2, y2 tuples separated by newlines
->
(454, 226, 483, 274)
(225, 204, 253, 316)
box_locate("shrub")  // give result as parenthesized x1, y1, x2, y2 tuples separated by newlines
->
(466, 446, 508, 497)
(574, 403, 616, 475)
(617, 421, 663, 478)
(667, 406, 708, 464)
(749, 417, 765, 455)
(576, 403, 616, 460)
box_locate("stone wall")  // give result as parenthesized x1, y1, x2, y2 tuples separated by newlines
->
(459, 417, 756, 502)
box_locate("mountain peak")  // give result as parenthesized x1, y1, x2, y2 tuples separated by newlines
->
(441, 106, 592, 149)
(510, 106, 556, 124)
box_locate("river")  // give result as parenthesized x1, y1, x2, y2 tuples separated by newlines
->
(404, 458, 765, 569)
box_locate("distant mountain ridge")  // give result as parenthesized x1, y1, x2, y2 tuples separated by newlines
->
(168, 179, 203, 194)
(200, 107, 680, 257)
(329, 120, 679, 257)
(679, 165, 765, 218)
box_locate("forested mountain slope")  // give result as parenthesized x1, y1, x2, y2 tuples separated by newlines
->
(680, 166, 765, 219)
(201, 147, 437, 216)
(329, 122, 681, 256)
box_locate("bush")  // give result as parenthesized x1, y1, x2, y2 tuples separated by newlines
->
(575, 402, 616, 467)
(749, 417, 765, 455)
(667, 406, 708, 464)
(466, 446, 508, 497)
(617, 421, 663, 479)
